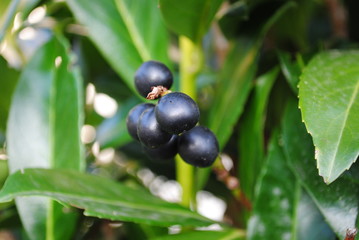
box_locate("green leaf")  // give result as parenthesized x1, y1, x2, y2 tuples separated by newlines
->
(282, 99, 359, 239)
(277, 51, 301, 94)
(238, 67, 279, 201)
(0, 56, 19, 131)
(96, 97, 140, 149)
(248, 131, 299, 240)
(295, 191, 336, 240)
(208, 1, 295, 149)
(207, 39, 256, 149)
(248, 117, 336, 240)
(152, 229, 245, 240)
(159, 0, 223, 42)
(66, 0, 170, 93)
(217, 1, 249, 39)
(6, 37, 84, 240)
(271, 0, 314, 51)
(299, 50, 359, 183)
(0, 168, 214, 227)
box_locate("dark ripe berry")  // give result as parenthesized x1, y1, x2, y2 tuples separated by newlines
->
(126, 103, 155, 141)
(135, 61, 173, 98)
(178, 126, 219, 168)
(143, 135, 178, 162)
(137, 107, 172, 148)
(155, 92, 199, 135)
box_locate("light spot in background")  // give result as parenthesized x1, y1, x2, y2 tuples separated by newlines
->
(16, 27, 52, 64)
(272, 187, 282, 196)
(197, 223, 223, 231)
(197, 191, 226, 221)
(168, 225, 181, 235)
(86, 83, 96, 105)
(81, 125, 96, 144)
(0, 154, 7, 160)
(221, 153, 234, 171)
(91, 141, 100, 157)
(0, 41, 22, 67)
(55, 56, 62, 68)
(137, 168, 155, 187)
(28, 6, 46, 24)
(280, 199, 289, 210)
(0, 42, 5, 53)
(282, 232, 291, 240)
(18, 27, 36, 40)
(94, 93, 118, 118)
(108, 222, 123, 228)
(137, 169, 182, 203)
(97, 148, 115, 164)
(157, 180, 182, 203)
(12, 13, 22, 32)
(149, 176, 167, 195)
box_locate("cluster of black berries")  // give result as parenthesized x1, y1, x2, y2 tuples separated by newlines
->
(126, 61, 219, 168)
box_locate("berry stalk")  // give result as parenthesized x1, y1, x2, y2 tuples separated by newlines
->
(177, 36, 203, 208)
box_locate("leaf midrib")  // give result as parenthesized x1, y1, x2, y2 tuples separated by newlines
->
(326, 80, 359, 182)
(1, 189, 209, 222)
(115, 0, 151, 61)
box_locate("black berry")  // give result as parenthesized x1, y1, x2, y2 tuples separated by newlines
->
(143, 135, 178, 162)
(126, 103, 155, 141)
(135, 61, 173, 98)
(178, 126, 219, 167)
(137, 107, 172, 148)
(155, 92, 199, 135)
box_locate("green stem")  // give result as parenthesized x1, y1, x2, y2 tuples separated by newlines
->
(179, 36, 203, 99)
(177, 36, 203, 208)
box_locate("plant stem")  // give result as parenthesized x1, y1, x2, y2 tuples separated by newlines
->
(177, 36, 203, 208)
(179, 36, 203, 100)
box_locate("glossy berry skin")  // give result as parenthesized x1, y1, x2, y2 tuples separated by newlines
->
(143, 135, 178, 162)
(137, 107, 172, 149)
(135, 61, 173, 98)
(178, 126, 219, 168)
(155, 92, 199, 134)
(126, 103, 155, 141)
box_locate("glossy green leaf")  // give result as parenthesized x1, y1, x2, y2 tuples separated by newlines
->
(207, 40, 256, 149)
(271, 0, 314, 51)
(152, 229, 245, 240)
(6, 37, 84, 240)
(208, 1, 295, 149)
(0, 56, 19, 131)
(0, 168, 214, 227)
(282, 99, 359, 239)
(277, 51, 301, 94)
(66, 0, 170, 93)
(159, 0, 223, 42)
(238, 67, 279, 201)
(248, 131, 299, 239)
(96, 97, 140, 149)
(217, 1, 249, 39)
(299, 51, 359, 183)
(248, 118, 336, 240)
(295, 191, 336, 240)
